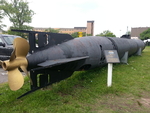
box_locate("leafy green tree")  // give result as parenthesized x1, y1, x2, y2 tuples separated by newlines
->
(0, 10, 6, 31)
(0, 0, 35, 37)
(45, 28, 60, 33)
(96, 30, 116, 37)
(87, 34, 92, 36)
(71, 32, 78, 38)
(126, 31, 131, 35)
(140, 28, 150, 40)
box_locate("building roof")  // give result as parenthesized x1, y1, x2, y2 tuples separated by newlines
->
(87, 21, 94, 23)
(74, 27, 87, 29)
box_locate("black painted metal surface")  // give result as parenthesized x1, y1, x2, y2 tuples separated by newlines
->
(11, 30, 145, 98)
(11, 29, 73, 53)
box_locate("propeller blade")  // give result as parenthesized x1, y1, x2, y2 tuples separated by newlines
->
(8, 68, 24, 91)
(10, 49, 16, 61)
(13, 38, 29, 57)
(20, 65, 28, 75)
(20, 65, 33, 85)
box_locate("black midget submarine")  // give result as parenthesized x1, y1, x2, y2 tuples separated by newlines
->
(0, 30, 145, 98)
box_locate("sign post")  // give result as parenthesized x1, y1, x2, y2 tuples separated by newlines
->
(104, 50, 120, 87)
(107, 63, 113, 87)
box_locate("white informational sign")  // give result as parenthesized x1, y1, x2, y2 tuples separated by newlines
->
(104, 50, 120, 87)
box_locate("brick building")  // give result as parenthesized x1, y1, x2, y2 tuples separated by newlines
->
(33, 21, 94, 36)
(131, 27, 150, 38)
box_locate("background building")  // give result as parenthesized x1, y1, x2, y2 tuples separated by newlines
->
(33, 21, 94, 36)
(86, 21, 94, 35)
(131, 27, 150, 39)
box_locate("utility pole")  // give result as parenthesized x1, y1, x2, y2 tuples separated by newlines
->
(127, 26, 128, 35)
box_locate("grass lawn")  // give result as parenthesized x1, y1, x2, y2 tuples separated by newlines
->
(0, 46, 150, 113)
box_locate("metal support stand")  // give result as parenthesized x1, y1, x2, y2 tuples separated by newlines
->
(17, 69, 74, 99)
(136, 48, 142, 56)
(121, 51, 128, 64)
(107, 63, 113, 87)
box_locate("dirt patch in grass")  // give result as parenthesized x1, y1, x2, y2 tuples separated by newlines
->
(91, 92, 150, 113)
(138, 98, 150, 107)
(137, 92, 150, 108)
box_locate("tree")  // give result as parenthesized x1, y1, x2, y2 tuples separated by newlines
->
(0, 10, 6, 31)
(0, 0, 35, 37)
(71, 32, 78, 38)
(96, 30, 116, 37)
(87, 34, 92, 36)
(126, 31, 131, 35)
(45, 28, 60, 33)
(140, 28, 150, 40)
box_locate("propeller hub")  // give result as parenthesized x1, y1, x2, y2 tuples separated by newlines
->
(2, 58, 28, 71)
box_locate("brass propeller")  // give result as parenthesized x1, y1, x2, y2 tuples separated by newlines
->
(0, 38, 29, 91)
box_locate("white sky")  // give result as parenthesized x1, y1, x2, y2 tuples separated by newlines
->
(3, 0, 150, 37)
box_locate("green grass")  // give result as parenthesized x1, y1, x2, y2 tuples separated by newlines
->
(0, 47, 150, 113)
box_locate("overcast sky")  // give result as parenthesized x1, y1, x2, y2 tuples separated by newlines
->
(3, 0, 150, 37)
